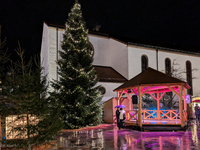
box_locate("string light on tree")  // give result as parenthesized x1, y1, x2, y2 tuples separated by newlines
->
(51, 0, 102, 129)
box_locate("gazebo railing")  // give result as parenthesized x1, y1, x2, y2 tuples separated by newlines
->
(142, 110, 157, 119)
(125, 110, 138, 121)
(142, 110, 179, 120)
(125, 110, 186, 121)
(183, 110, 187, 122)
(159, 110, 178, 120)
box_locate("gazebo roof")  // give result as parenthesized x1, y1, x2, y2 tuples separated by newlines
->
(114, 67, 190, 91)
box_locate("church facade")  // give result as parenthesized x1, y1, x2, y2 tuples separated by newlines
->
(41, 22, 200, 103)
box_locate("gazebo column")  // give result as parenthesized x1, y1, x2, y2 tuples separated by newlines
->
(117, 90, 124, 105)
(179, 85, 184, 127)
(183, 88, 187, 111)
(117, 91, 120, 97)
(117, 91, 120, 105)
(184, 88, 190, 119)
(149, 91, 165, 120)
(168, 85, 184, 127)
(138, 86, 142, 127)
(156, 92, 160, 120)
(125, 92, 132, 111)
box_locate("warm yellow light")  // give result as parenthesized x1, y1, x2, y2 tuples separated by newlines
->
(6, 114, 39, 139)
(192, 97, 200, 102)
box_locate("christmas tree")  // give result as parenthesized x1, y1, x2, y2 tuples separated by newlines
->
(0, 34, 10, 144)
(0, 37, 9, 81)
(0, 43, 63, 150)
(51, 0, 102, 129)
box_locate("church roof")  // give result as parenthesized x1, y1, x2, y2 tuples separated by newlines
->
(94, 66, 127, 83)
(114, 67, 190, 91)
(44, 21, 66, 29)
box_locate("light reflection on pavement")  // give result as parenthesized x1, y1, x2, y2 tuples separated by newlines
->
(49, 120, 200, 150)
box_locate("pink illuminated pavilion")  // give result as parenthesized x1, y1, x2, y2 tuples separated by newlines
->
(113, 67, 190, 128)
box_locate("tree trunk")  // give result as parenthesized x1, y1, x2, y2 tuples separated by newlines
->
(28, 144, 31, 150)
(27, 114, 31, 150)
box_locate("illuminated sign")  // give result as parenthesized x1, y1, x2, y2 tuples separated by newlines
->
(185, 95, 191, 104)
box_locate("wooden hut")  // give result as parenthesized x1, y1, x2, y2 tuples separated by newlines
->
(103, 97, 133, 123)
(112, 67, 190, 131)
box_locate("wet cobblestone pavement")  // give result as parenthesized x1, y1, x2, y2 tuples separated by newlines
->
(49, 120, 200, 150)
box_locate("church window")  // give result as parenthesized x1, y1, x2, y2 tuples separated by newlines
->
(99, 86, 106, 95)
(186, 61, 193, 95)
(165, 58, 171, 75)
(141, 55, 148, 71)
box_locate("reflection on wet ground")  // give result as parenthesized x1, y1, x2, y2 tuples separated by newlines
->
(49, 120, 200, 150)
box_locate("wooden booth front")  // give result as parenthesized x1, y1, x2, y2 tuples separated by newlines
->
(191, 97, 200, 118)
(106, 67, 190, 131)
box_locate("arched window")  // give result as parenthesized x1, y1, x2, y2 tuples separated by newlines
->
(99, 86, 106, 95)
(186, 61, 193, 95)
(165, 58, 171, 75)
(141, 55, 148, 71)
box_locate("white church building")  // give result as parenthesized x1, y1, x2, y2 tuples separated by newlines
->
(40, 22, 200, 104)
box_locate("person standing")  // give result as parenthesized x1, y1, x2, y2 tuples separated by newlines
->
(119, 108, 126, 129)
(116, 107, 120, 129)
(194, 104, 200, 121)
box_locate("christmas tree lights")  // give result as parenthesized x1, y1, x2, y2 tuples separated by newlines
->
(51, 0, 102, 129)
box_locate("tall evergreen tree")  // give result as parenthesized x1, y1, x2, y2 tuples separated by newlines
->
(0, 43, 63, 150)
(0, 36, 10, 144)
(51, 0, 102, 129)
(0, 37, 9, 80)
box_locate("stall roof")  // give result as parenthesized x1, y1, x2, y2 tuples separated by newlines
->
(114, 67, 190, 91)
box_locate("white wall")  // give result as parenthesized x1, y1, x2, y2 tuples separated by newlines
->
(58, 29, 65, 59)
(127, 46, 157, 79)
(158, 50, 200, 96)
(127, 45, 200, 96)
(41, 23, 200, 102)
(40, 23, 49, 83)
(96, 82, 122, 103)
(110, 38, 128, 79)
(48, 27, 58, 91)
(41, 25, 122, 101)
(89, 35, 111, 67)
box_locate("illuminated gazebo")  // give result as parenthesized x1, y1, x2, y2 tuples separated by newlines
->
(113, 67, 190, 130)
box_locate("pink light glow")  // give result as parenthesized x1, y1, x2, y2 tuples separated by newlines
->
(132, 89, 138, 95)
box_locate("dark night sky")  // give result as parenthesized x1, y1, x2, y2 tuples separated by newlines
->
(1, 0, 200, 60)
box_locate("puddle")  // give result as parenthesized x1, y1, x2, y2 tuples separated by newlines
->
(49, 120, 200, 150)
